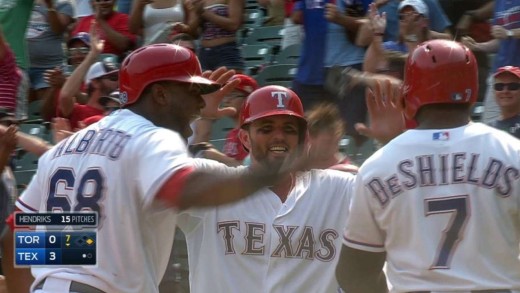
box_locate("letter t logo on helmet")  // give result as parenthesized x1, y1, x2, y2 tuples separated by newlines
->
(271, 91, 288, 109)
(239, 85, 306, 129)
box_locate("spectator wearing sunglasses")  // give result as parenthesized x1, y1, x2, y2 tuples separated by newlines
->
(363, 0, 431, 77)
(488, 66, 520, 139)
(40, 33, 92, 122)
(58, 24, 119, 130)
(71, 0, 136, 58)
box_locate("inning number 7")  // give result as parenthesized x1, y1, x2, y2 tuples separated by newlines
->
(425, 195, 469, 269)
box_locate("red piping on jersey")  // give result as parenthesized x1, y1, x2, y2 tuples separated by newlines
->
(6, 210, 17, 232)
(156, 166, 195, 208)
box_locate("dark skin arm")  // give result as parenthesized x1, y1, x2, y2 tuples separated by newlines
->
(336, 245, 388, 293)
(2, 228, 34, 293)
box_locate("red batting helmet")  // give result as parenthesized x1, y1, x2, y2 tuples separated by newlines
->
(402, 39, 478, 119)
(231, 74, 259, 95)
(119, 44, 221, 106)
(240, 85, 306, 129)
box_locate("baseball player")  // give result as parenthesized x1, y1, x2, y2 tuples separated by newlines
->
(177, 85, 357, 293)
(4, 44, 302, 293)
(337, 39, 520, 292)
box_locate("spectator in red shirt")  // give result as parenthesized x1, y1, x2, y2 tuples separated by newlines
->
(58, 24, 119, 130)
(71, 0, 136, 58)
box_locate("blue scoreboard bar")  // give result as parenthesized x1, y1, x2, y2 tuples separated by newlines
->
(14, 231, 96, 266)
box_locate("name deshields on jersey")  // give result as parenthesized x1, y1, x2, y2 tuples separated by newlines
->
(366, 152, 519, 207)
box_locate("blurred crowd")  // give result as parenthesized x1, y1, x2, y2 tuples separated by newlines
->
(0, 0, 518, 292)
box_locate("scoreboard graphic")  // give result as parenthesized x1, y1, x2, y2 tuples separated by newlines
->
(14, 212, 97, 267)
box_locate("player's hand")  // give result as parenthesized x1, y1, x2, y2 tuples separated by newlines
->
(324, 3, 340, 23)
(355, 79, 405, 144)
(491, 25, 509, 40)
(200, 67, 239, 119)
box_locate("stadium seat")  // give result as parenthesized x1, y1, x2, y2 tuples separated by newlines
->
(243, 26, 284, 46)
(255, 64, 298, 88)
(339, 136, 376, 166)
(243, 8, 265, 28)
(27, 100, 43, 121)
(241, 44, 273, 72)
(471, 101, 484, 122)
(13, 150, 39, 189)
(273, 44, 301, 65)
(99, 53, 119, 65)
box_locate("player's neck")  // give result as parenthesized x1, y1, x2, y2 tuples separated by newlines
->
(415, 110, 471, 129)
(269, 173, 295, 203)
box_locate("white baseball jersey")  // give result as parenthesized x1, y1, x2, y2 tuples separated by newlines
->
(16, 109, 195, 293)
(343, 123, 520, 292)
(177, 160, 355, 293)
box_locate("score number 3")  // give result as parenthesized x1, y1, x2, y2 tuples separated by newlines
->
(425, 195, 469, 269)
(47, 168, 105, 219)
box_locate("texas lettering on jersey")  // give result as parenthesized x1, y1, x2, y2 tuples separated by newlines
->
(217, 221, 338, 262)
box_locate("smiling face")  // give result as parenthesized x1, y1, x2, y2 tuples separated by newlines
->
(240, 115, 301, 168)
(494, 72, 520, 114)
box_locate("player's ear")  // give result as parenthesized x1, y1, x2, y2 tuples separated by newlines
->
(238, 128, 252, 151)
(149, 82, 169, 106)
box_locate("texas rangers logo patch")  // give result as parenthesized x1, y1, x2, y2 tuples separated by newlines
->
(432, 131, 450, 141)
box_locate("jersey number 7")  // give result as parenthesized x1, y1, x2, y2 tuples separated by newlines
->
(425, 195, 469, 269)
